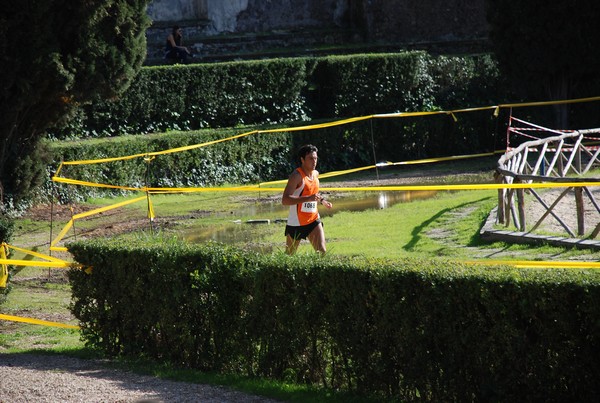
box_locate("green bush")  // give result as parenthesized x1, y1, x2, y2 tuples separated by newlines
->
(68, 238, 600, 401)
(48, 128, 293, 202)
(0, 218, 14, 243)
(48, 53, 509, 145)
(50, 58, 311, 138)
(0, 217, 15, 300)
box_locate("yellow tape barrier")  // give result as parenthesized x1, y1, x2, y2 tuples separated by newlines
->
(0, 244, 8, 288)
(49, 196, 148, 252)
(0, 313, 79, 329)
(52, 95, 600, 178)
(467, 260, 600, 269)
(142, 181, 600, 194)
(0, 243, 73, 272)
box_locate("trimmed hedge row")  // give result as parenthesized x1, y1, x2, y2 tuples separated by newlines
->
(48, 128, 293, 202)
(68, 239, 600, 401)
(50, 52, 509, 140)
(54, 58, 310, 138)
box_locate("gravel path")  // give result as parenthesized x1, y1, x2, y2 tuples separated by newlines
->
(0, 353, 278, 403)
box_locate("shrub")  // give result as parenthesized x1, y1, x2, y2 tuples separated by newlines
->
(0, 217, 15, 300)
(68, 238, 600, 400)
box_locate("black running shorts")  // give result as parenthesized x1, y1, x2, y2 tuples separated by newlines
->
(284, 219, 322, 240)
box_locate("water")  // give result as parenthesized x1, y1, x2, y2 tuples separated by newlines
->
(184, 190, 437, 245)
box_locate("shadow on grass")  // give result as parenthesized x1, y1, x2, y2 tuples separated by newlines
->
(403, 198, 493, 252)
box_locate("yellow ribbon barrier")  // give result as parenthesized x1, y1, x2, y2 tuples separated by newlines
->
(145, 181, 600, 195)
(0, 313, 79, 330)
(465, 259, 600, 269)
(0, 259, 72, 268)
(49, 196, 148, 251)
(320, 181, 600, 192)
(4, 244, 68, 263)
(49, 150, 513, 194)
(51, 95, 600, 193)
(0, 243, 74, 270)
(0, 244, 8, 288)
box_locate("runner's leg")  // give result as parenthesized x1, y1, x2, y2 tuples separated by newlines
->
(286, 234, 301, 255)
(308, 223, 326, 254)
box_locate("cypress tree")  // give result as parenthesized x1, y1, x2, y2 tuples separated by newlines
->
(0, 0, 150, 207)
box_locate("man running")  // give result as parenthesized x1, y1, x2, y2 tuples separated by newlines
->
(282, 144, 333, 255)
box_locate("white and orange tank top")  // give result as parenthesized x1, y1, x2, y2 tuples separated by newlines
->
(287, 168, 320, 226)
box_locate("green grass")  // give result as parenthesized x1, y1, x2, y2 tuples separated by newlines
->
(0, 267, 81, 352)
(324, 190, 495, 258)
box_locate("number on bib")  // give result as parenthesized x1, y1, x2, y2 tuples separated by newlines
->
(301, 201, 317, 213)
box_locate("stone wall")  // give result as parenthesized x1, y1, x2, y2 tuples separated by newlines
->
(364, 0, 488, 42)
(147, 0, 487, 40)
(147, 0, 348, 33)
(145, 0, 489, 61)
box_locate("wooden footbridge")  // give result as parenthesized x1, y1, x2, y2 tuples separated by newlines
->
(494, 117, 600, 240)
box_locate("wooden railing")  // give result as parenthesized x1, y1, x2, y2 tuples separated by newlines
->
(496, 119, 600, 237)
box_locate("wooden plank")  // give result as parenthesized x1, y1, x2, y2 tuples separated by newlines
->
(530, 187, 574, 236)
(529, 188, 575, 237)
(546, 139, 564, 176)
(583, 187, 600, 214)
(583, 145, 600, 174)
(563, 134, 583, 175)
(517, 184, 526, 231)
(575, 187, 585, 236)
(531, 142, 548, 175)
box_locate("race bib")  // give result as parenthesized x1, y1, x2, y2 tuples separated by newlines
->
(301, 201, 318, 213)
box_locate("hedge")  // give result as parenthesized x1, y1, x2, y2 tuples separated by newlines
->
(0, 217, 15, 299)
(49, 52, 509, 143)
(47, 128, 293, 202)
(51, 57, 312, 138)
(68, 238, 600, 401)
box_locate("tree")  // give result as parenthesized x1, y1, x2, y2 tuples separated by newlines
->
(0, 0, 150, 208)
(486, 0, 600, 127)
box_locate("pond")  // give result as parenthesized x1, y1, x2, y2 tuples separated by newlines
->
(183, 189, 437, 245)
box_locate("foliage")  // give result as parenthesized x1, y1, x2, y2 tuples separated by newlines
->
(0, 0, 150, 207)
(50, 58, 310, 138)
(68, 238, 600, 401)
(0, 217, 14, 244)
(48, 128, 293, 203)
(0, 217, 15, 301)
(310, 52, 436, 117)
(48, 52, 509, 142)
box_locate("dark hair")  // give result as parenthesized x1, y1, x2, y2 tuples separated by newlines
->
(172, 25, 181, 36)
(298, 144, 318, 161)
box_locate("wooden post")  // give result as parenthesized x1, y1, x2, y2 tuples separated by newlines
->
(575, 187, 585, 236)
(495, 172, 505, 224)
(558, 151, 564, 177)
(498, 189, 505, 224)
(516, 180, 526, 231)
(505, 189, 513, 228)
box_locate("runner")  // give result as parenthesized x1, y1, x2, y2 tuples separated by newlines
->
(282, 144, 333, 255)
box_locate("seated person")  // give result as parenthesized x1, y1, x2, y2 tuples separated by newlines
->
(165, 25, 192, 63)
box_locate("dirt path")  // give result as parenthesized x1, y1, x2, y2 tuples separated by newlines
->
(0, 353, 277, 402)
